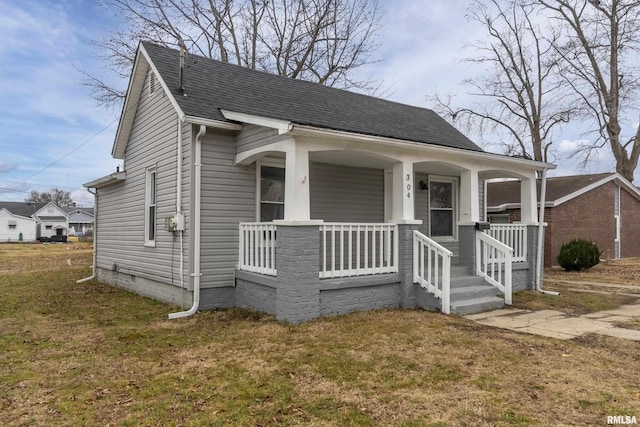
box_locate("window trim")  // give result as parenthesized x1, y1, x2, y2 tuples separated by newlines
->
(145, 165, 157, 247)
(256, 159, 285, 222)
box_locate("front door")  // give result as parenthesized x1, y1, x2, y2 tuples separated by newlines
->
(429, 177, 457, 240)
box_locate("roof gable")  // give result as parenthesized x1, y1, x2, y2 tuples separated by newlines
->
(34, 202, 68, 219)
(113, 41, 484, 156)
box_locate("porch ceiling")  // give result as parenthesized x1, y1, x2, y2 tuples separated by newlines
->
(309, 150, 395, 169)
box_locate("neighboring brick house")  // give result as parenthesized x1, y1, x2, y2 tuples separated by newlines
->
(486, 173, 640, 266)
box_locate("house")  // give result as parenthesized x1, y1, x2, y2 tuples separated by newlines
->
(486, 173, 640, 266)
(33, 202, 69, 239)
(0, 201, 70, 242)
(63, 207, 94, 236)
(0, 207, 37, 242)
(82, 41, 555, 322)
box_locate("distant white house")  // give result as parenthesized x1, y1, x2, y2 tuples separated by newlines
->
(0, 208, 37, 242)
(34, 203, 69, 239)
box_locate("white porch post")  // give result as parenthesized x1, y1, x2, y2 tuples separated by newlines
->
(392, 160, 416, 222)
(520, 175, 537, 224)
(459, 169, 480, 223)
(284, 142, 311, 221)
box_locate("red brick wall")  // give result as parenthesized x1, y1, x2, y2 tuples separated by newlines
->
(620, 187, 640, 257)
(545, 182, 616, 266)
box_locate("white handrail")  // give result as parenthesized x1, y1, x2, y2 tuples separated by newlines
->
(476, 231, 513, 305)
(238, 223, 277, 276)
(412, 230, 452, 314)
(319, 223, 398, 279)
(486, 224, 527, 263)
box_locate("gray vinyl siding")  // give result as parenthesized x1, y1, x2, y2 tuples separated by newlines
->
(68, 211, 93, 223)
(96, 72, 191, 287)
(310, 162, 383, 222)
(235, 124, 280, 153)
(200, 130, 256, 288)
(414, 172, 430, 234)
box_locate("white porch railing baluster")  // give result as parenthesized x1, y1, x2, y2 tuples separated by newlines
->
(476, 232, 513, 305)
(319, 223, 398, 279)
(486, 224, 527, 263)
(412, 230, 452, 314)
(238, 223, 277, 276)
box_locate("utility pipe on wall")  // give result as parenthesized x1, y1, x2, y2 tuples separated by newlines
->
(169, 124, 206, 319)
(535, 168, 559, 295)
(77, 188, 98, 283)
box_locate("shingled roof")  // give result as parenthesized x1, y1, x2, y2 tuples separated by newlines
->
(142, 42, 483, 152)
(0, 202, 45, 218)
(487, 173, 616, 208)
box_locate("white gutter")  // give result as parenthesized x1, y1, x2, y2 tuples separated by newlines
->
(169, 124, 206, 319)
(535, 168, 559, 295)
(76, 188, 97, 283)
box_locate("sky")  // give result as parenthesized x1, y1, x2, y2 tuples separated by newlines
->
(1, 0, 638, 207)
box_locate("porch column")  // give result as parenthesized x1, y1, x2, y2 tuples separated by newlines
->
(459, 169, 480, 223)
(520, 175, 537, 224)
(392, 160, 416, 222)
(284, 143, 311, 221)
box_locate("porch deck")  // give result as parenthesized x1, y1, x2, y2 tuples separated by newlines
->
(237, 222, 535, 318)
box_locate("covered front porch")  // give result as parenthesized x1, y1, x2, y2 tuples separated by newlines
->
(232, 122, 549, 322)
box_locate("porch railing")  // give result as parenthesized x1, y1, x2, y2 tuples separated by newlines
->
(413, 230, 452, 314)
(486, 224, 527, 263)
(238, 223, 277, 276)
(319, 223, 398, 279)
(476, 231, 513, 305)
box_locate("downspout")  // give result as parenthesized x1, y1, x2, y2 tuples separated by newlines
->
(169, 124, 206, 319)
(176, 117, 185, 304)
(77, 188, 97, 283)
(535, 168, 559, 295)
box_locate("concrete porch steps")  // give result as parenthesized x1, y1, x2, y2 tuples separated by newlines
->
(449, 274, 505, 315)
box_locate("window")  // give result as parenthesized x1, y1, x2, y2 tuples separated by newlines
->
(145, 167, 157, 245)
(260, 166, 285, 222)
(8, 224, 16, 230)
(488, 214, 510, 224)
(45, 225, 53, 230)
(429, 178, 457, 238)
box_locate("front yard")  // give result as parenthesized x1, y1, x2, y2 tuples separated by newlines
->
(1, 244, 639, 426)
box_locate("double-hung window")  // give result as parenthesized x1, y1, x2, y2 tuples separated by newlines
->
(145, 166, 157, 246)
(260, 166, 285, 222)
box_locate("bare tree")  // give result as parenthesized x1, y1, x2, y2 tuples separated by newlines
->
(88, 0, 383, 109)
(536, 0, 640, 181)
(25, 189, 75, 207)
(429, 0, 575, 163)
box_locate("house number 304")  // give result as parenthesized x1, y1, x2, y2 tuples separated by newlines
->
(406, 174, 411, 198)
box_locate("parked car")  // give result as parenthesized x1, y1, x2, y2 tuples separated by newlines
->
(38, 236, 50, 243)
(49, 235, 68, 243)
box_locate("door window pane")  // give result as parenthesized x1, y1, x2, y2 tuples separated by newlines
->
(431, 210, 453, 236)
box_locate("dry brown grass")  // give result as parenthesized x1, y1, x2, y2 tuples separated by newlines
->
(2, 243, 640, 426)
(546, 257, 640, 286)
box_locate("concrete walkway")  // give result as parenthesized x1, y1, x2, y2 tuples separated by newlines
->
(465, 303, 640, 341)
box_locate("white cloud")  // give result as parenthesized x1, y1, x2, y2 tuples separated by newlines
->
(0, 160, 18, 173)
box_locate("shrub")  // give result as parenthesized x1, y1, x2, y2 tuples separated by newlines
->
(557, 239, 601, 271)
